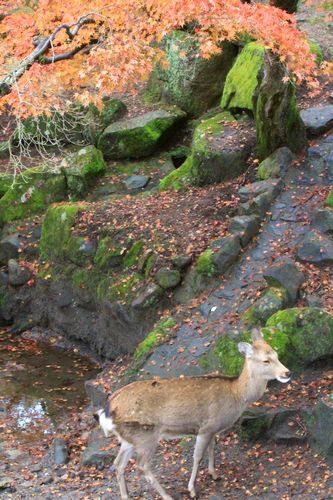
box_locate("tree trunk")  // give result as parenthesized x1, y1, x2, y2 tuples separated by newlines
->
(269, 0, 299, 14)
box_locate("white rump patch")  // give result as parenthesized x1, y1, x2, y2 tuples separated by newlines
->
(98, 409, 114, 436)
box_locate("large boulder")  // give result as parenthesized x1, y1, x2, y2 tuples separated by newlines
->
(254, 53, 306, 159)
(308, 394, 333, 458)
(146, 30, 237, 117)
(60, 145, 106, 199)
(0, 166, 67, 225)
(263, 256, 305, 302)
(221, 42, 265, 113)
(296, 230, 333, 264)
(256, 147, 294, 180)
(98, 107, 186, 159)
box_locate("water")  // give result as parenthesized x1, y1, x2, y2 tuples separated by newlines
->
(0, 329, 99, 452)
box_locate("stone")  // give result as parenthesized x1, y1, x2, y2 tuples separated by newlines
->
(266, 307, 333, 366)
(238, 192, 273, 218)
(254, 53, 306, 159)
(0, 477, 15, 491)
(243, 287, 288, 326)
(85, 98, 127, 143)
(308, 394, 333, 457)
(296, 230, 333, 264)
(131, 283, 164, 309)
(172, 254, 193, 270)
(211, 235, 241, 273)
(0, 233, 21, 265)
(61, 145, 106, 199)
(229, 215, 260, 247)
(238, 178, 283, 203)
(155, 267, 181, 289)
(98, 107, 186, 159)
(310, 208, 333, 234)
(146, 30, 237, 116)
(52, 438, 69, 465)
(8, 259, 31, 286)
(221, 42, 265, 112)
(305, 294, 324, 308)
(0, 272, 8, 285)
(82, 429, 117, 466)
(300, 105, 333, 137)
(263, 256, 305, 302)
(123, 175, 150, 190)
(85, 379, 108, 407)
(256, 147, 294, 180)
(79, 240, 97, 257)
(0, 166, 67, 225)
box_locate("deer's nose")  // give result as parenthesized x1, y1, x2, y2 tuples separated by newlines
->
(285, 371, 291, 379)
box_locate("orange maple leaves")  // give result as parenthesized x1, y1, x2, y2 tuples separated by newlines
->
(0, 0, 318, 117)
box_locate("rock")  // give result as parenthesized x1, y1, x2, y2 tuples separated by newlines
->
(93, 236, 123, 270)
(221, 42, 265, 113)
(85, 98, 127, 143)
(266, 307, 333, 366)
(305, 294, 324, 308)
(61, 145, 106, 199)
(242, 287, 288, 326)
(155, 267, 181, 289)
(254, 53, 306, 159)
(79, 240, 97, 257)
(0, 233, 21, 265)
(310, 208, 333, 234)
(146, 30, 237, 116)
(256, 147, 294, 180)
(238, 178, 283, 203)
(8, 259, 31, 286)
(241, 407, 306, 444)
(229, 215, 260, 247)
(98, 107, 186, 159)
(211, 235, 241, 273)
(172, 254, 193, 270)
(263, 256, 305, 302)
(55, 288, 73, 308)
(0, 477, 15, 491)
(0, 166, 67, 225)
(85, 379, 108, 407)
(308, 132, 333, 164)
(123, 175, 150, 190)
(308, 394, 333, 457)
(238, 192, 273, 218)
(131, 283, 164, 309)
(82, 429, 117, 466)
(0, 272, 8, 285)
(300, 105, 333, 137)
(52, 438, 69, 465)
(296, 230, 333, 264)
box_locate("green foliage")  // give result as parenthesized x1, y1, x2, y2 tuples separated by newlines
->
(325, 190, 333, 208)
(196, 249, 217, 277)
(123, 241, 144, 267)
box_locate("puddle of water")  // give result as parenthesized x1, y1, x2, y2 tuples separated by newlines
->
(0, 328, 99, 448)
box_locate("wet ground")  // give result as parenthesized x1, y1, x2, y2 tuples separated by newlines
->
(0, 328, 99, 462)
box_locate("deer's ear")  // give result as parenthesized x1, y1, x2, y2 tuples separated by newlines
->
(238, 342, 253, 358)
(251, 328, 264, 341)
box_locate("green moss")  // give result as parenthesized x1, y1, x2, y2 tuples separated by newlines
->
(155, 268, 181, 289)
(309, 39, 324, 65)
(221, 42, 265, 112)
(40, 203, 86, 264)
(193, 112, 235, 152)
(106, 272, 142, 302)
(0, 173, 12, 197)
(196, 249, 217, 277)
(72, 268, 91, 289)
(94, 237, 123, 270)
(61, 145, 106, 199)
(123, 240, 144, 267)
(242, 287, 288, 327)
(266, 307, 333, 366)
(159, 156, 193, 191)
(325, 190, 333, 208)
(133, 317, 175, 362)
(144, 253, 158, 277)
(0, 167, 67, 225)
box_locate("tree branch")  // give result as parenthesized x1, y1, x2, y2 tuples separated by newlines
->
(0, 15, 97, 97)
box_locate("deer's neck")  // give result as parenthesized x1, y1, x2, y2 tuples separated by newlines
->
(235, 360, 267, 407)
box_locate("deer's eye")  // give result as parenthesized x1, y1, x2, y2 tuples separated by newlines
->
(263, 360, 270, 364)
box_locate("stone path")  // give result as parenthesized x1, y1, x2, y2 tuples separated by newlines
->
(142, 132, 333, 377)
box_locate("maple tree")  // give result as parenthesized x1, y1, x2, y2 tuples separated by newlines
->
(0, 0, 318, 118)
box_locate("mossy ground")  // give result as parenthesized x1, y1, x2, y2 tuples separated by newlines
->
(133, 317, 175, 364)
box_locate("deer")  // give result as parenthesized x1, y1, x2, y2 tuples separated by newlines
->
(94, 328, 291, 499)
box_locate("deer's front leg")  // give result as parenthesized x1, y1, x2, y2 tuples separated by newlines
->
(188, 433, 212, 498)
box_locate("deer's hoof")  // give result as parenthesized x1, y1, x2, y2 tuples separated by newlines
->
(209, 470, 220, 481)
(189, 488, 196, 498)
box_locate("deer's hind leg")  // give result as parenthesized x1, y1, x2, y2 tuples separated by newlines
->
(114, 439, 134, 500)
(207, 434, 218, 480)
(188, 433, 214, 498)
(135, 433, 174, 500)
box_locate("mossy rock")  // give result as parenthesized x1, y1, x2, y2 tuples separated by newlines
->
(242, 287, 288, 327)
(196, 249, 217, 277)
(155, 267, 181, 289)
(0, 173, 13, 198)
(133, 317, 175, 365)
(266, 307, 333, 365)
(159, 156, 192, 191)
(86, 98, 127, 144)
(40, 203, 87, 265)
(123, 241, 144, 267)
(325, 190, 333, 208)
(94, 237, 124, 270)
(145, 30, 237, 117)
(0, 167, 67, 225)
(256, 147, 294, 181)
(103, 273, 143, 303)
(98, 107, 186, 160)
(61, 146, 106, 199)
(221, 42, 265, 113)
